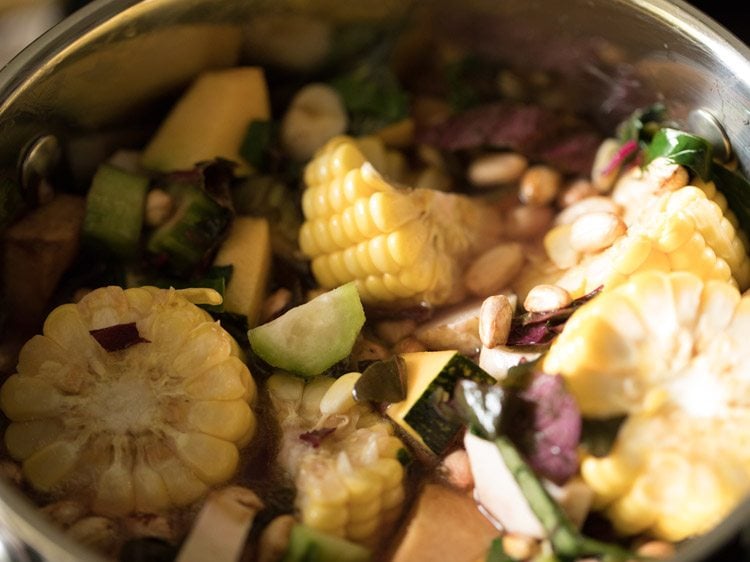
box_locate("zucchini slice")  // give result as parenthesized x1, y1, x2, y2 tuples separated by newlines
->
(386, 350, 494, 454)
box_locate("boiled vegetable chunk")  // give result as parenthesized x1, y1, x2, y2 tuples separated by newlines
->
(212, 216, 272, 327)
(389, 484, 498, 562)
(83, 163, 149, 259)
(141, 67, 271, 174)
(3, 195, 85, 327)
(386, 351, 494, 454)
(249, 283, 365, 377)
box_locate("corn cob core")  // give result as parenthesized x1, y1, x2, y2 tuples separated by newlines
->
(299, 136, 503, 306)
(267, 372, 406, 548)
(544, 271, 750, 540)
(0, 286, 257, 517)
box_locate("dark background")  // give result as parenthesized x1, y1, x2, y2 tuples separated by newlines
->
(686, 2, 750, 45)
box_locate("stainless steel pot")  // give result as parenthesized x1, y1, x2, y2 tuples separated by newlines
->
(0, 0, 749, 560)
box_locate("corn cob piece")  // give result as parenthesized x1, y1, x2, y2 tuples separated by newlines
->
(267, 371, 406, 548)
(521, 162, 750, 300)
(299, 136, 503, 306)
(543, 270, 750, 540)
(0, 286, 257, 517)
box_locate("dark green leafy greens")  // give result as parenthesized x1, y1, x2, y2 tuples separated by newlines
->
(643, 123, 750, 239)
(616, 103, 667, 145)
(447, 378, 636, 561)
(645, 128, 713, 180)
(331, 63, 409, 135)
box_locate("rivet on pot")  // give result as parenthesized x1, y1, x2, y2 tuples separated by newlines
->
(17, 134, 61, 206)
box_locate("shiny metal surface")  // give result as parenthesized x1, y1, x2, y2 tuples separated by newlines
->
(0, 0, 749, 560)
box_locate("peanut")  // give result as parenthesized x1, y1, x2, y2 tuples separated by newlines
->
(469, 152, 528, 187)
(569, 211, 626, 253)
(479, 295, 514, 348)
(524, 284, 572, 312)
(519, 165, 561, 206)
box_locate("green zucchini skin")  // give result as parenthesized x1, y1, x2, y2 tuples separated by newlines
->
(83, 164, 149, 259)
(403, 353, 494, 454)
(146, 178, 231, 274)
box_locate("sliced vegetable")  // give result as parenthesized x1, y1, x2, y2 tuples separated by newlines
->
(389, 483, 499, 562)
(0, 286, 257, 516)
(3, 194, 86, 326)
(281, 524, 372, 562)
(146, 167, 232, 275)
(141, 67, 271, 175)
(82, 163, 149, 259)
(300, 136, 503, 307)
(248, 282, 365, 377)
(385, 350, 494, 454)
(267, 372, 405, 547)
(447, 380, 633, 560)
(212, 216, 272, 327)
(176, 487, 263, 562)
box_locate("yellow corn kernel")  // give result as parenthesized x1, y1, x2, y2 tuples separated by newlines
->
(269, 372, 408, 547)
(299, 136, 503, 306)
(545, 271, 750, 541)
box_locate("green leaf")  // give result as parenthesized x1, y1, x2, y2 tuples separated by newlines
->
(616, 103, 667, 144)
(331, 64, 408, 135)
(240, 120, 275, 171)
(645, 127, 713, 180)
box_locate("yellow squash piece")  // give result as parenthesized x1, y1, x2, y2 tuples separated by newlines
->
(267, 372, 406, 548)
(212, 216, 272, 327)
(544, 271, 750, 540)
(141, 67, 270, 175)
(299, 136, 503, 306)
(0, 286, 257, 517)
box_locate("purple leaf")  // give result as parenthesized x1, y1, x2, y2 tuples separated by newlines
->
(299, 427, 336, 448)
(417, 101, 602, 174)
(600, 138, 639, 177)
(90, 322, 150, 352)
(507, 286, 602, 346)
(514, 373, 581, 486)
